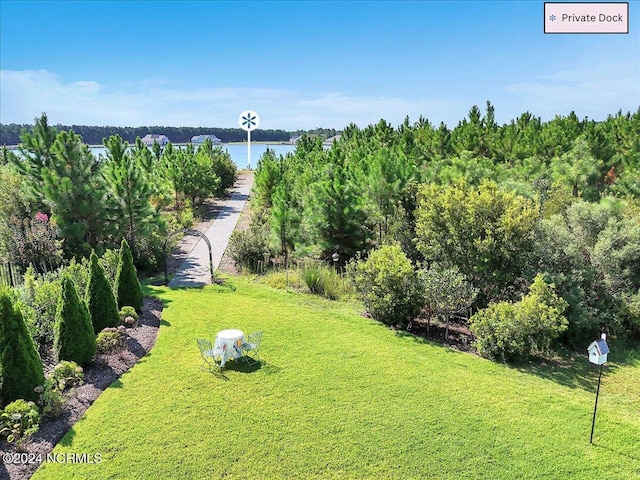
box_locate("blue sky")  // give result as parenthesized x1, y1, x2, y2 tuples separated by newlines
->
(1, 0, 638, 130)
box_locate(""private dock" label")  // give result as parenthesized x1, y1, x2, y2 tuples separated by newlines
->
(545, 3, 629, 34)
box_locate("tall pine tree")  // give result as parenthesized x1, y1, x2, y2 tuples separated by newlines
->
(40, 130, 109, 258)
(102, 134, 157, 258)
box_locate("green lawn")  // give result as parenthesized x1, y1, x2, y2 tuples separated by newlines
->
(33, 278, 640, 479)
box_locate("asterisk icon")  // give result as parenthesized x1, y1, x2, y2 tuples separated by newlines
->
(549, 14, 556, 21)
(241, 112, 257, 129)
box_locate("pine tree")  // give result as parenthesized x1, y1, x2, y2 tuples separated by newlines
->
(308, 155, 372, 261)
(54, 276, 96, 366)
(86, 251, 120, 334)
(0, 289, 45, 406)
(115, 239, 143, 312)
(102, 134, 157, 258)
(40, 130, 109, 258)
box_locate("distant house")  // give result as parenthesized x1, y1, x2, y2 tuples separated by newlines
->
(191, 134, 222, 145)
(141, 134, 170, 147)
(289, 135, 302, 144)
(323, 134, 341, 146)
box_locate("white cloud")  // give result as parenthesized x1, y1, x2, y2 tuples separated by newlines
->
(504, 60, 639, 121)
(0, 69, 456, 130)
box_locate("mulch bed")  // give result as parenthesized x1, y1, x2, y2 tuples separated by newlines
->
(0, 297, 163, 480)
(406, 316, 476, 353)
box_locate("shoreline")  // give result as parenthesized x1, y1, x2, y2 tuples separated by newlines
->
(4, 141, 293, 150)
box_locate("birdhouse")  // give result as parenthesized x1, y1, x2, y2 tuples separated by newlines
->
(587, 338, 609, 365)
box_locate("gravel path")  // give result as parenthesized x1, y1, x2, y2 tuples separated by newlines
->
(168, 172, 254, 287)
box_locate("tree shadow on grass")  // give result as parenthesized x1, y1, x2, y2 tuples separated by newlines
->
(507, 356, 607, 392)
(389, 320, 635, 393)
(592, 441, 640, 463)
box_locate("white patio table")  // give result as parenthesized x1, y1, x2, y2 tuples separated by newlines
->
(214, 329, 245, 367)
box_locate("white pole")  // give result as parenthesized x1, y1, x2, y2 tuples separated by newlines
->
(247, 130, 251, 170)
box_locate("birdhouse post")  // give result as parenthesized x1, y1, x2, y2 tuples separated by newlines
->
(588, 333, 609, 444)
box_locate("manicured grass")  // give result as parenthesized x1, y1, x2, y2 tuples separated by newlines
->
(33, 278, 640, 479)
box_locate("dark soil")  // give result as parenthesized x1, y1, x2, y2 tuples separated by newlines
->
(0, 297, 163, 480)
(406, 315, 476, 353)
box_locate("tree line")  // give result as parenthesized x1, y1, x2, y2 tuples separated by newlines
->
(0, 123, 294, 146)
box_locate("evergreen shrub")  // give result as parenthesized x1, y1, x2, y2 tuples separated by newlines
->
(0, 289, 45, 406)
(115, 239, 143, 313)
(86, 251, 120, 334)
(470, 274, 569, 361)
(54, 276, 97, 367)
(351, 245, 425, 328)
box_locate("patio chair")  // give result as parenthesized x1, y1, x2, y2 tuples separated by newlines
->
(241, 331, 263, 366)
(197, 338, 225, 372)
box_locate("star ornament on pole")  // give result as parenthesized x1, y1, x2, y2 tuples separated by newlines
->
(239, 110, 259, 132)
(238, 110, 259, 170)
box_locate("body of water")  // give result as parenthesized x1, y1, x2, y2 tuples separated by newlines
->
(89, 143, 297, 169)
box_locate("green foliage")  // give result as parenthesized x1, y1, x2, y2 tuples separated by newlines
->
(16, 265, 61, 348)
(34, 360, 84, 419)
(53, 276, 97, 367)
(0, 399, 40, 449)
(96, 327, 126, 355)
(48, 360, 84, 391)
(100, 248, 120, 290)
(470, 274, 568, 361)
(415, 180, 539, 305)
(420, 264, 477, 339)
(119, 306, 139, 323)
(532, 199, 640, 345)
(64, 256, 90, 297)
(86, 251, 120, 334)
(300, 262, 343, 300)
(351, 245, 424, 328)
(102, 134, 158, 259)
(228, 222, 273, 273)
(0, 165, 30, 260)
(34, 379, 64, 419)
(115, 239, 143, 313)
(307, 155, 373, 259)
(199, 139, 237, 195)
(39, 129, 108, 258)
(0, 289, 45, 406)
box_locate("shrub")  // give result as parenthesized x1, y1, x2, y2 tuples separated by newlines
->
(0, 399, 40, 450)
(99, 248, 120, 292)
(64, 257, 90, 298)
(0, 289, 45, 406)
(115, 239, 143, 313)
(302, 262, 324, 295)
(86, 251, 120, 334)
(228, 224, 273, 273)
(211, 148, 237, 194)
(96, 327, 127, 355)
(119, 306, 139, 322)
(17, 270, 61, 348)
(301, 262, 344, 300)
(470, 274, 569, 361)
(34, 380, 64, 419)
(351, 245, 425, 328)
(49, 360, 84, 391)
(54, 276, 97, 367)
